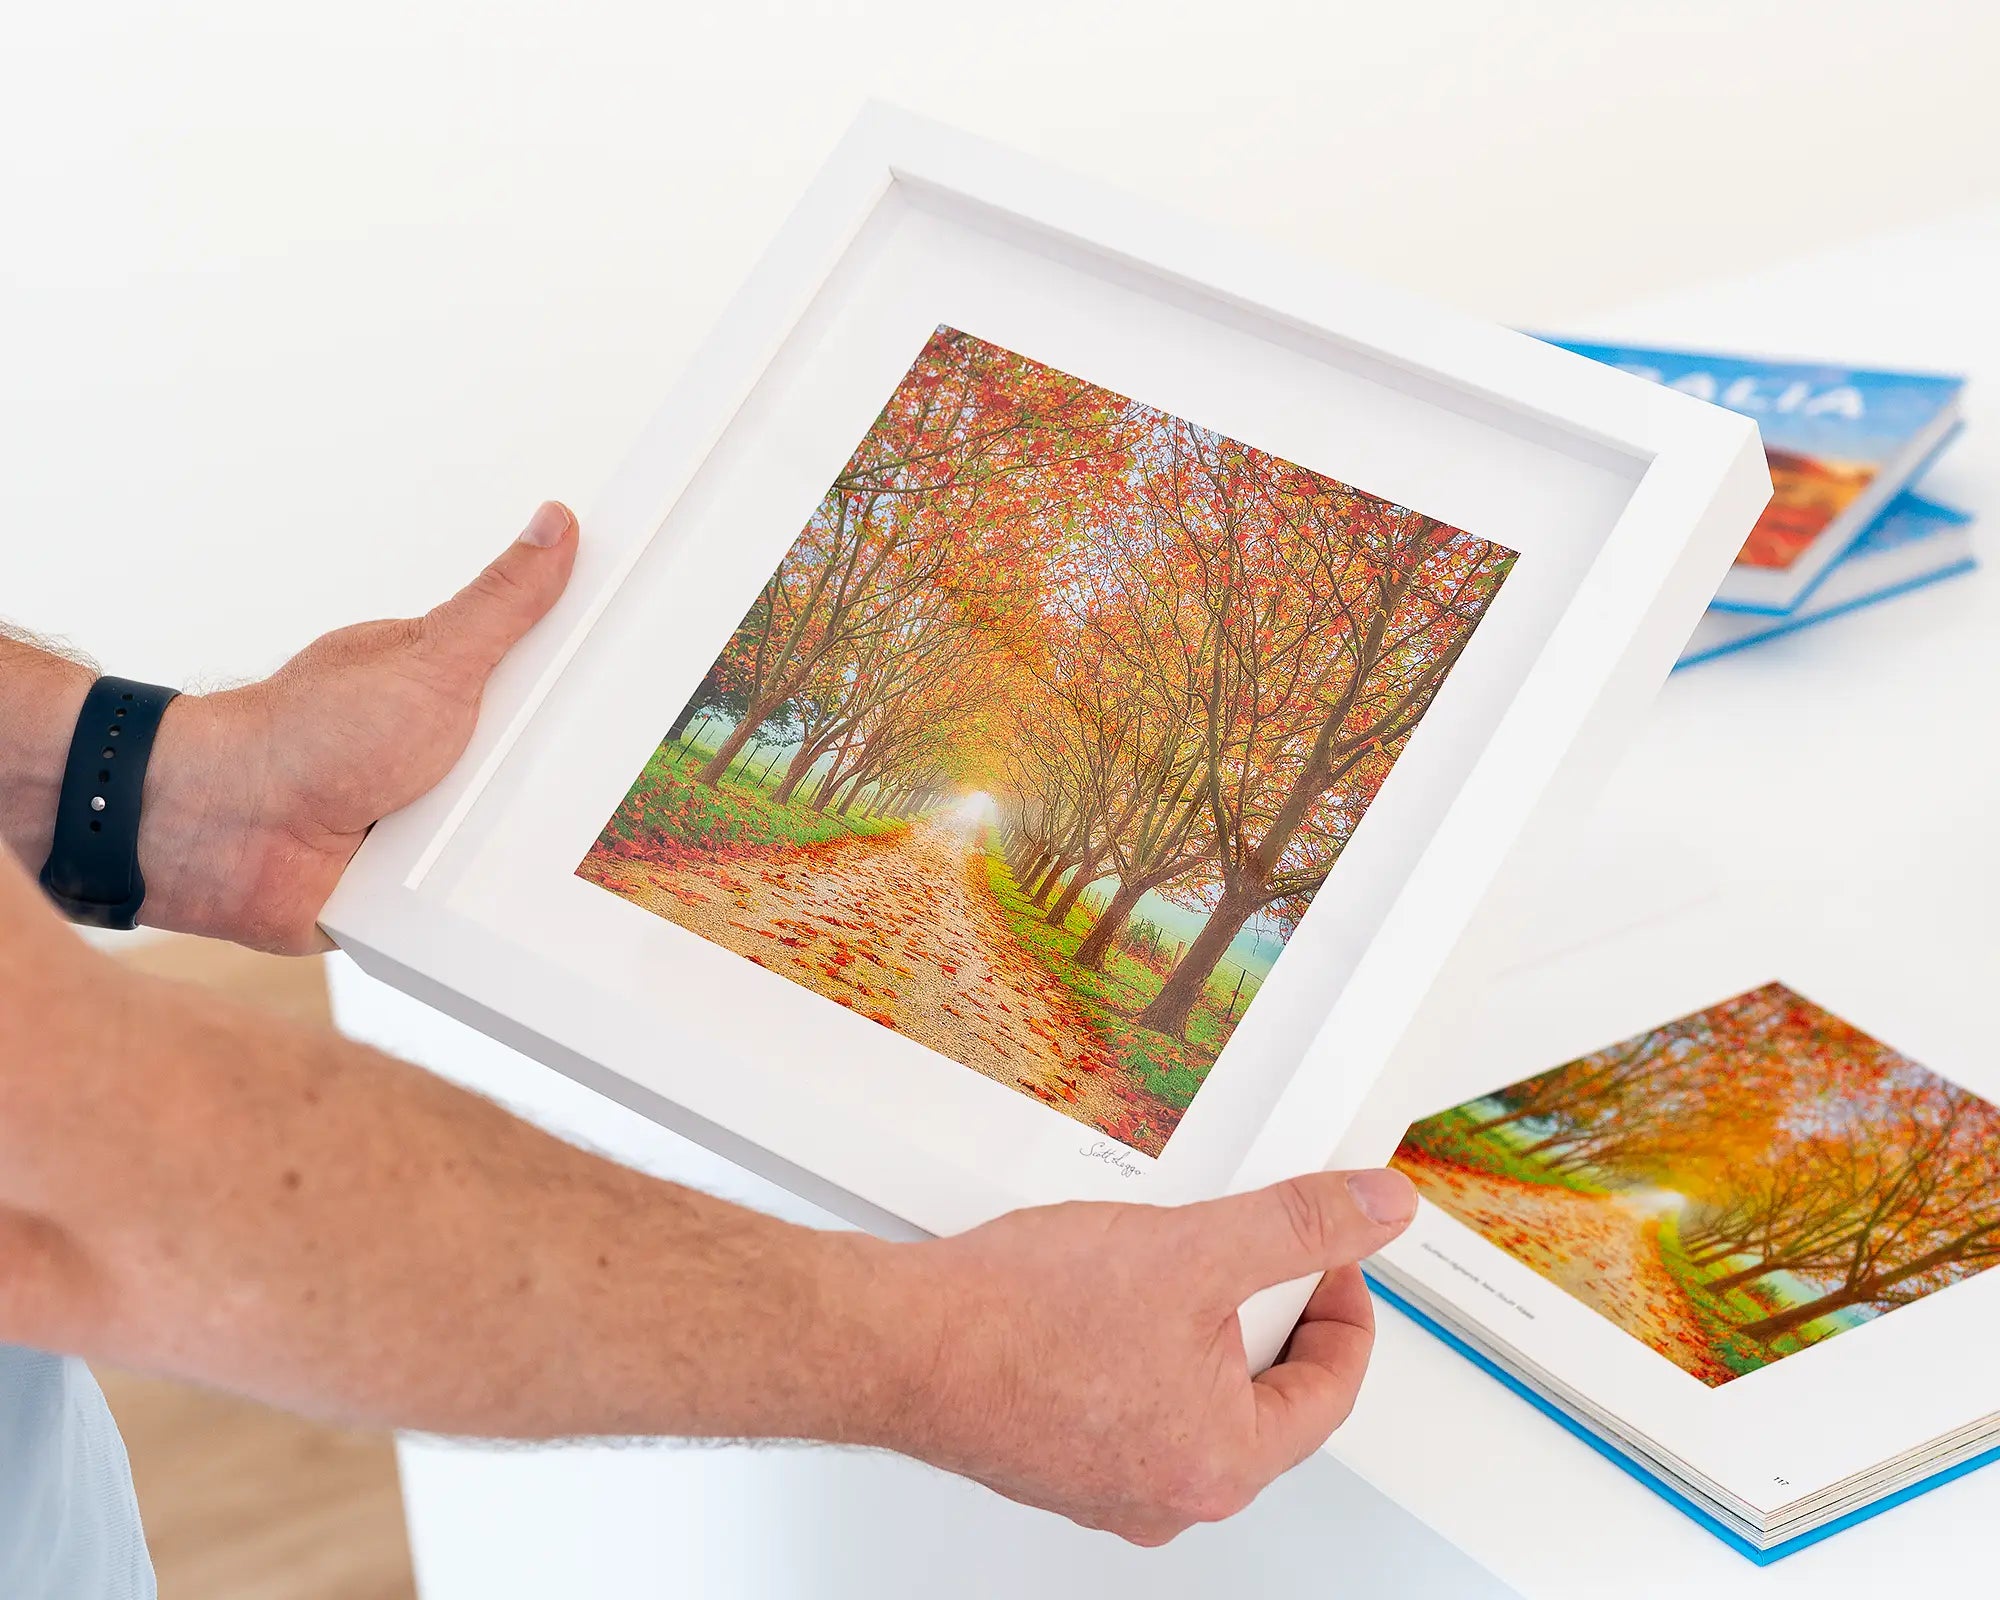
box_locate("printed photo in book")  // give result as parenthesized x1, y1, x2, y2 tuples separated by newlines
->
(1392, 982, 2000, 1387)
(577, 325, 1516, 1157)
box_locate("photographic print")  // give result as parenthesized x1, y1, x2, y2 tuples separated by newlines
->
(1395, 983, 2000, 1385)
(578, 326, 1515, 1155)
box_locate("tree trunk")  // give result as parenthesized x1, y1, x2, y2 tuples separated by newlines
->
(772, 740, 828, 805)
(1687, 1246, 1744, 1270)
(1073, 879, 1146, 971)
(1704, 1259, 1790, 1294)
(1135, 885, 1259, 1038)
(1515, 1130, 1586, 1161)
(1045, 847, 1103, 929)
(695, 705, 773, 787)
(1738, 1286, 1869, 1345)
(815, 757, 861, 811)
(1031, 855, 1077, 909)
(808, 727, 863, 808)
(1465, 1105, 1541, 1137)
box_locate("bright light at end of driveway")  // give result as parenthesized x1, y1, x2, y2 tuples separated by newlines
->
(953, 792, 996, 828)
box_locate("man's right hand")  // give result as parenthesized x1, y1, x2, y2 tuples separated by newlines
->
(0, 821, 1411, 1543)
(866, 1169, 1416, 1545)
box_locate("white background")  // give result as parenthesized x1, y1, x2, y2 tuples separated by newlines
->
(4, 1, 1995, 681)
(7, 5, 2000, 1598)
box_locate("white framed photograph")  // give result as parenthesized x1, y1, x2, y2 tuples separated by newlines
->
(319, 104, 1768, 1364)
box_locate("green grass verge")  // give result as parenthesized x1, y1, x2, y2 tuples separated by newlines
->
(1398, 1106, 1611, 1195)
(596, 739, 911, 859)
(980, 848, 1238, 1109)
(1651, 1210, 1816, 1376)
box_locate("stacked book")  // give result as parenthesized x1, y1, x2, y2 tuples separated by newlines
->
(1545, 339, 1972, 667)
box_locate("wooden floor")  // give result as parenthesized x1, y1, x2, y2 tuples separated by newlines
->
(98, 935, 417, 1600)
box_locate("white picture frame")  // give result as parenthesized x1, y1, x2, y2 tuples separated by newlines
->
(319, 103, 1769, 1366)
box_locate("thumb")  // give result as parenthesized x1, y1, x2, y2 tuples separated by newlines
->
(422, 501, 579, 680)
(1190, 1168, 1417, 1296)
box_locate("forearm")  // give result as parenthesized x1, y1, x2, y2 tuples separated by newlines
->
(0, 869, 932, 1444)
(0, 633, 94, 873)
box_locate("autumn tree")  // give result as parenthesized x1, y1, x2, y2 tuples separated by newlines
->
(1127, 429, 1515, 1036)
(1466, 985, 1801, 1174)
(644, 325, 1518, 1097)
(1439, 982, 2000, 1350)
(694, 327, 1122, 787)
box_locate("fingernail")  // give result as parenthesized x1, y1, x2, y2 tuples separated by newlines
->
(1347, 1168, 1417, 1227)
(516, 501, 570, 548)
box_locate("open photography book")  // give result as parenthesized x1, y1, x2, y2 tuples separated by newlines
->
(1546, 338, 1964, 615)
(1366, 901, 2000, 1561)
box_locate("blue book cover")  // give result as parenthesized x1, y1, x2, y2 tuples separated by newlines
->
(1546, 337, 1965, 614)
(1676, 492, 1976, 669)
(1366, 1272, 2000, 1565)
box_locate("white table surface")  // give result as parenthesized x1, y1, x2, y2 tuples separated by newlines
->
(1324, 204, 2000, 1597)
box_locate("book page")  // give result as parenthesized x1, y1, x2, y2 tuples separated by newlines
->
(1373, 890, 2000, 1516)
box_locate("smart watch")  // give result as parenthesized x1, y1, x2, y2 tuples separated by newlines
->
(37, 676, 181, 930)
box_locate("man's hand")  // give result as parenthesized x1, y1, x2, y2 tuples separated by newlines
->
(873, 1168, 1417, 1545)
(141, 502, 577, 951)
(3, 499, 1410, 1542)
(1, 830, 1410, 1537)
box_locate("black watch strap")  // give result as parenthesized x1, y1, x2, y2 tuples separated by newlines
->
(38, 676, 181, 930)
